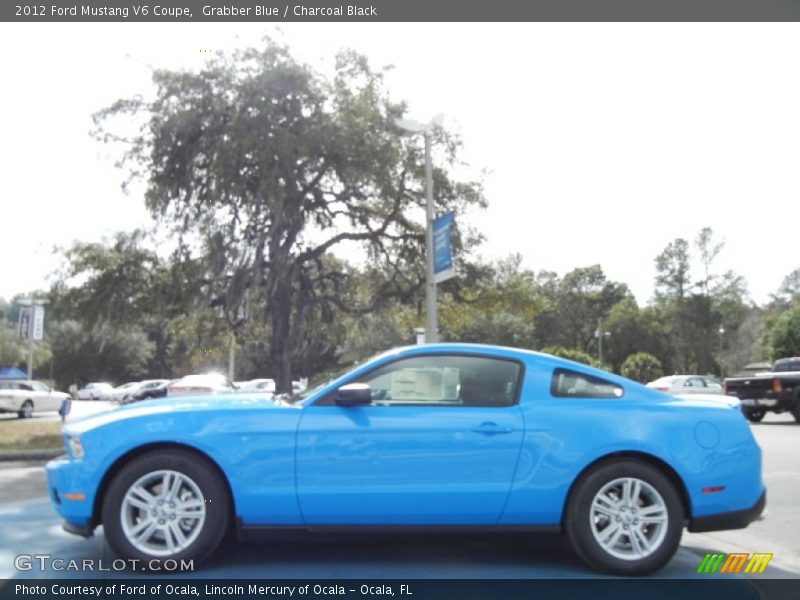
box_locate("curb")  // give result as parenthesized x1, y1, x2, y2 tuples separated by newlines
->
(0, 449, 64, 462)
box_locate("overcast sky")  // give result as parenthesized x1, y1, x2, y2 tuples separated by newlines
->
(1, 22, 798, 306)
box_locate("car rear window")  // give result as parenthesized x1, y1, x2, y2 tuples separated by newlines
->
(774, 360, 800, 372)
(551, 368, 624, 398)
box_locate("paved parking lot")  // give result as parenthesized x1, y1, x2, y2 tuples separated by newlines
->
(0, 413, 798, 580)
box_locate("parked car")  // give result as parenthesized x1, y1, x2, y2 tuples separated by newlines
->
(123, 379, 177, 404)
(74, 383, 114, 401)
(237, 378, 275, 392)
(646, 375, 723, 395)
(46, 344, 765, 575)
(167, 373, 237, 396)
(0, 380, 69, 418)
(105, 382, 144, 403)
(724, 356, 800, 422)
(237, 378, 304, 394)
(110, 379, 172, 403)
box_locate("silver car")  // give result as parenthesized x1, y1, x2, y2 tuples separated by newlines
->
(646, 375, 724, 395)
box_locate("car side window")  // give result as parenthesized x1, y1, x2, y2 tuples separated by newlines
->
(551, 368, 623, 398)
(325, 355, 522, 407)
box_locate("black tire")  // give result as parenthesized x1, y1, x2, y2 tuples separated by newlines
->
(18, 400, 33, 419)
(101, 449, 230, 568)
(565, 459, 684, 576)
(792, 407, 800, 424)
(744, 409, 766, 423)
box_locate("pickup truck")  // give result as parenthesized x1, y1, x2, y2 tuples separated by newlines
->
(724, 357, 800, 422)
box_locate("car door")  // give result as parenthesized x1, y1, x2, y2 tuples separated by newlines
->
(295, 354, 525, 525)
(30, 381, 59, 411)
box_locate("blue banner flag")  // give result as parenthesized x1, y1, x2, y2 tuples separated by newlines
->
(433, 211, 455, 283)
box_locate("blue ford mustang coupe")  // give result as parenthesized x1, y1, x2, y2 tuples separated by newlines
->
(46, 344, 765, 575)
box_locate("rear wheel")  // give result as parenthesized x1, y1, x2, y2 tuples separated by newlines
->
(565, 459, 684, 575)
(102, 449, 230, 567)
(18, 400, 33, 419)
(744, 409, 766, 423)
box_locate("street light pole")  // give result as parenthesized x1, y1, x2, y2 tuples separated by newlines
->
(595, 325, 610, 366)
(719, 326, 725, 378)
(18, 295, 48, 380)
(395, 114, 444, 344)
(424, 131, 437, 343)
(26, 297, 35, 381)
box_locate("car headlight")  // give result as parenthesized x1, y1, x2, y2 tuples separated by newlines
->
(67, 436, 84, 460)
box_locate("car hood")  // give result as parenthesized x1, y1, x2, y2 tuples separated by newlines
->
(64, 392, 299, 435)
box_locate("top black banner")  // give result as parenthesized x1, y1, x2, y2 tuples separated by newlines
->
(4, 0, 800, 22)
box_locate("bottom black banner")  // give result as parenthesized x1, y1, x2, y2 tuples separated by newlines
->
(1, 579, 799, 600)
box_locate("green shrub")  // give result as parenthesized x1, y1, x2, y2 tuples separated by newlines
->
(621, 352, 663, 383)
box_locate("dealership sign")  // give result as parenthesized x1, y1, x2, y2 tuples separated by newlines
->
(433, 211, 455, 283)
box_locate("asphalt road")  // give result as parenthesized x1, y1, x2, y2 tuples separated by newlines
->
(0, 413, 798, 580)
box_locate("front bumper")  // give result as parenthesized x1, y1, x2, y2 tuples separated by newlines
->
(46, 456, 98, 533)
(63, 521, 94, 537)
(688, 490, 766, 533)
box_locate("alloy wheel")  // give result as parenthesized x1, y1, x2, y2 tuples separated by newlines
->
(589, 477, 668, 561)
(120, 469, 207, 557)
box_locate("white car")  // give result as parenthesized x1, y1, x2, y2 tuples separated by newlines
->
(105, 381, 145, 402)
(646, 375, 724, 395)
(167, 373, 237, 396)
(238, 378, 307, 395)
(0, 380, 69, 418)
(237, 378, 276, 392)
(74, 382, 114, 401)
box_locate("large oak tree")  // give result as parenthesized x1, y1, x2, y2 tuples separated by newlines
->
(95, 42, 484, 391)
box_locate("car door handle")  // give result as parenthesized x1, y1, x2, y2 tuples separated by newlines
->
(471, 422, 513, 435)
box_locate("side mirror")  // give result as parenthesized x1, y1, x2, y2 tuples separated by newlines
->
(335, 383, 372, 407)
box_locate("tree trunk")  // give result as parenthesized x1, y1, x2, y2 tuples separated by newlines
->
(270, 287, 294, 394)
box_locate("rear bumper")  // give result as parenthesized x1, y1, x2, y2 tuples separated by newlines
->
(688, 490, 766, 533)
(739, 398, 778, 408)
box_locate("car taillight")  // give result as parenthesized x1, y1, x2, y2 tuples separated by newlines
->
(772, 379, 783, 394)
(723, 382, 727, 394)
(654, 386, 669, 392)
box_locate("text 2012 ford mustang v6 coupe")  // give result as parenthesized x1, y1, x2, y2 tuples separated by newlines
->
(46, 344, 765, 575)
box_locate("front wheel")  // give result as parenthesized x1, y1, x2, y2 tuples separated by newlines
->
(102, 450, 230, 567)
(18, 400, 33, 419)
(565, 459, 684, 575)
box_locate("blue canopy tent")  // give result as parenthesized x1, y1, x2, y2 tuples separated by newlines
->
(0, 367, 27, 379)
